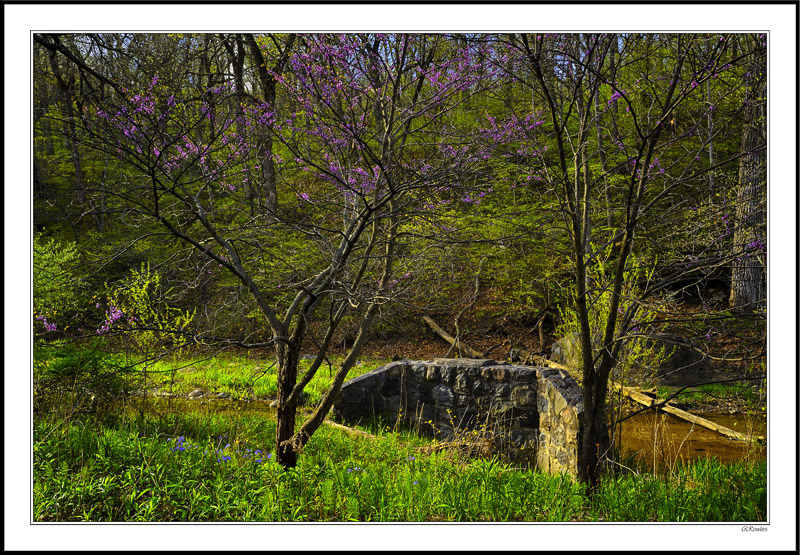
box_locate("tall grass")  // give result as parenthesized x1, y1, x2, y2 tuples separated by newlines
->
(33, 346, 766, 522)
(33, 406, 767, 522)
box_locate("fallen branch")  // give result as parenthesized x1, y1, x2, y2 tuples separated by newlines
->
(423, 315, 484, 358)
(612, 383, 765, 443)
(323, 419, 376, 439)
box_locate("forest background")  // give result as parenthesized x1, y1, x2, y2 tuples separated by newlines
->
(6, 2, 798, 552)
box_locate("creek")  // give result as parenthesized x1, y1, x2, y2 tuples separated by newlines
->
(612, 409, 766, 471)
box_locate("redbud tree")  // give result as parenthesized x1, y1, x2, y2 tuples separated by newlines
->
(37, 32, 497, 468)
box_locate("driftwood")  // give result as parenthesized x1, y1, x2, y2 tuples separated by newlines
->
(422, 315, 765, 444)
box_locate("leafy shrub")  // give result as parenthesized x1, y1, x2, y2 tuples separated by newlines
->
(555, 251, 669, 386)
(34, 341, 131, 414)
(33, 232, 81, 335)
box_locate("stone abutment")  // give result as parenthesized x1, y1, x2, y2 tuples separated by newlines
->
(332, 359, 583, 477)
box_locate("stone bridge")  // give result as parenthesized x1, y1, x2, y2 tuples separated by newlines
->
(332, 358, 583, 477)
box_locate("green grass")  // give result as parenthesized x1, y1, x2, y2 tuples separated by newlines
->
(35, 342, 390, 408)
(144, 352, 391, 405)
(657, 380, 765, 411)
(33, 345, 767, 522)
(33, 406, 767, 522)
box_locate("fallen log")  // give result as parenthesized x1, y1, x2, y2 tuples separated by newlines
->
(422, 315, 764, 444)
(423, 316, 484, 358)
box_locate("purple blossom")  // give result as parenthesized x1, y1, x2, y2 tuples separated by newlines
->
(97, 304, 124, 334)
(36, 315, 58, 331)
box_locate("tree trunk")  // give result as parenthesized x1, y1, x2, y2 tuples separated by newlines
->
(729, 36, 766, 314)
(244, 33, 296, 218)
(275, 340, 301, 468)
(47, 47, 86, 206)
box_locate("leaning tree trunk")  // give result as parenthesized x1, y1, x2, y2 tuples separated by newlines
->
(729, 36, 766, 314)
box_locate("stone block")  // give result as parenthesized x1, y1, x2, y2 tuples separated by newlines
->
(553, 394, 569, 416)
(440, 366, 455, 384)
(383, 396, 403, 421)
(492, 367, 508, 381)
(465, 366, 482, 377)
(538, 450, 550, 473)
(540, 369, 560, 379)
(344, 386, 367, 405)
(385, 361, 408, 377)
(509, 367, 537, 381)
(454, 373, 471, 393)
(552, 425, 565, 447)
(490, 400, 515, 419)
(381, 375, 401, 398)
(512, 384, 537, 407)
(412, 363, 428, 379)
(336, 358, 582, 478)
(432, 384, 454, 406)
(491, 383, 511, 398)
(538, 412, 551, 429)
(472, 379, 489, 395)
(537, 395, 549, 413)
(434, 358, 494, 368)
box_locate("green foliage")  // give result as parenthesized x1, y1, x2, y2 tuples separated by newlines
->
(556, 251, 670, 384)
(33, 232, 81, 333)
(103, 263, 196, 355)
(33, 341, 132, 416)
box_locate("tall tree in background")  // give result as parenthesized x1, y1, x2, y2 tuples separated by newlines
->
(729, 34, 767, 314)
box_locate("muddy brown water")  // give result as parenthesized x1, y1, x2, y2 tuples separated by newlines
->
(141, 396, 765, 470)
(611, 410, 766, 471)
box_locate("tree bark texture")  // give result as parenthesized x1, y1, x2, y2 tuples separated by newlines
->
(729, 36, 766, 314)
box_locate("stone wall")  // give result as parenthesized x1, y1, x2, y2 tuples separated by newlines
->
(332, 358, 583, 477)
